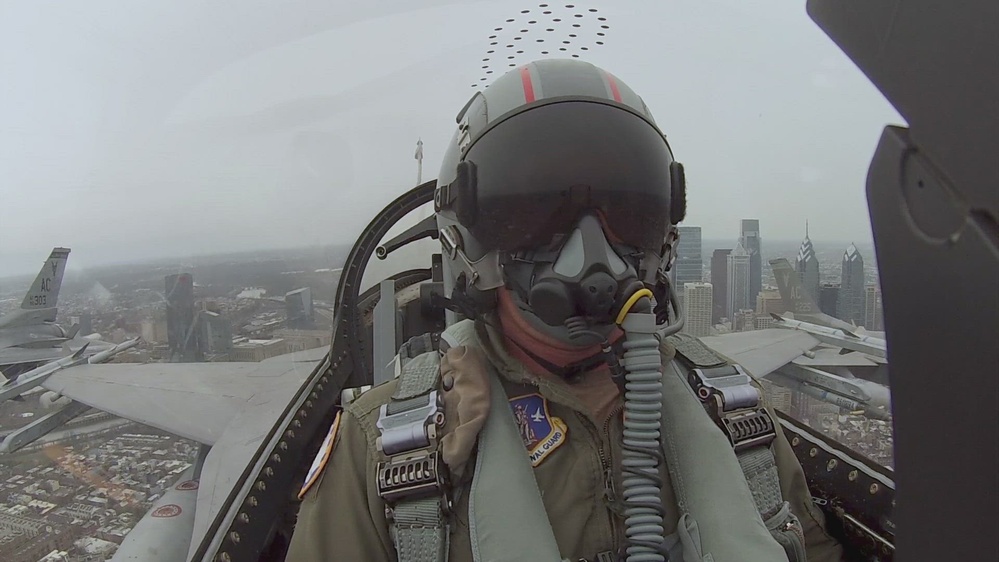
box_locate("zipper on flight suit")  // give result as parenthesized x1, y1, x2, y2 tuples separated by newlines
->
(577, 404, 625, 558)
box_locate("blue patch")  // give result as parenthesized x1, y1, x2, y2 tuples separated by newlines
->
(508, 394, 567, 467)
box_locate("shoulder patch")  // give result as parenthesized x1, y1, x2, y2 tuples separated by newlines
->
(298, 411, 342, 500)
(508, 394, 568, 467)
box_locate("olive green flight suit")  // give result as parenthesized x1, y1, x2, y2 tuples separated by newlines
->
(287, 323, 843, 562)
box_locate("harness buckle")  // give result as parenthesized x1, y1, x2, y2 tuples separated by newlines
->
(376, 390, 442, 456)
(375, 390, 450, 510)
(377, 450, 449, 506)
(690, 365, 776, 451)
(690, 365, 759, 411)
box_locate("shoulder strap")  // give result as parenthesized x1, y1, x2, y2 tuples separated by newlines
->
(441, 319, 565, 562)
(467, 368, 564, 562)
(375, 337, 449, 562)
(669, 335, 807, 562)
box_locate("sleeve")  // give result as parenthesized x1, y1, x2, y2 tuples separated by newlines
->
(771, 416, 846, 562)
(285, 409, 396, 562)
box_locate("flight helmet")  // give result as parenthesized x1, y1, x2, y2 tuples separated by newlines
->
(435, 59, 686, 343)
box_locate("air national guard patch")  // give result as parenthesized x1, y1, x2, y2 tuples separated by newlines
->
(508, 394, 567, 467)
(298, 411, 342, 500)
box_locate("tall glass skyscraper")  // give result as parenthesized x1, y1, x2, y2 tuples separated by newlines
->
(674, 226, 703, 286)
(795, 223, 820, 305)
(727, 242, 751, 319)
(839, 243, 866, 325)
(711, 249, 732, 324)
(739, 219, 763, 307)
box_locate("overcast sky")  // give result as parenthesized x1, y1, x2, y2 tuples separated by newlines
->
(0, 0, 904, 277)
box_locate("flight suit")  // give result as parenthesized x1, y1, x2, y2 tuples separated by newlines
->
(287, 321, 843, 562)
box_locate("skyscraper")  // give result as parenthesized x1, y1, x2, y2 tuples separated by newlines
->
(839, 243, 866, 325)
(795, 223, 820, 305)
(682, 282, 713, 336)
(727, 243, 751, 319)
(819, 284, 841, 317)
(286, 287, 315, 329)
(674, 226, 703, 287)
(711, 249, 731, 324)
(739, 219, 763, 307)
(198, 310, 233, 357)
(165, 273, 199, 362)
(865, 285, 884, 331)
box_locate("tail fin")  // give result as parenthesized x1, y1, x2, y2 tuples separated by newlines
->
(769, 258, 821, 315)
(20, 248, 70, 310)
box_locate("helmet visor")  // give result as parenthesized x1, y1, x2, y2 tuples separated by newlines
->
(461, 101, 674, 251)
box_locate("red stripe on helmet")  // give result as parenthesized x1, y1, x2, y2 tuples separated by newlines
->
(520, 66, 536, 103)
(603, 71, 623, 103)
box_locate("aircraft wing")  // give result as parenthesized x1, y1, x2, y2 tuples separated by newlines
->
(38, 347, 327, 445)
(21, 346, 329, 562)
(0, 346, 71, 367)
(700, 329, 820, 378)
(0, 338, 116, 369)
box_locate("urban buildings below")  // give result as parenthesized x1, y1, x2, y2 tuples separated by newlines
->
(726, 243, 751, 319)
(760, 380, 792, 412)
(739, 219, 763, 308)
(68, 312, 93, 337)
(139, 318, 168, 344)
(733, 308, 756, 332)
(681, 282, 713, 337)
(271, 328, 332, 353)
(0, 429, 199, 562)
(710, 249, 731, 324)
(754, 315, 775, 330)
(229, 338, 288, 362)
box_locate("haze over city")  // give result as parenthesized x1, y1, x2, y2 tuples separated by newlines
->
(0, 0, 903, 276)
(3, 1, 965, 560)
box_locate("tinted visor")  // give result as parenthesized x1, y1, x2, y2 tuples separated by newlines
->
(462, 101, 673, 251)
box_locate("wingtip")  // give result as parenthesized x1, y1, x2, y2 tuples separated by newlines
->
(71, 342, 90, 358)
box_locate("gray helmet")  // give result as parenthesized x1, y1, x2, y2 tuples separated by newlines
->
(435, 59, 686, 339)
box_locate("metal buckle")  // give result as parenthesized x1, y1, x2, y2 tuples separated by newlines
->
(690, 365, 760, 411)
(375, 391, 442, 457)
(690, 365, 776, 451)
(719, 407, 777, 452)
(377, 450, 448, 505)
(375, 391, 450, 511)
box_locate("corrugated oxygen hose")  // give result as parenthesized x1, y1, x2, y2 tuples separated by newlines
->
(620, 307, 667, 561)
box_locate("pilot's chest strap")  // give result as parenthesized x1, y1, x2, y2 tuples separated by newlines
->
(376, 323, 565, 562)
(670, 333, 806, 562)
(466, 362, 564, 562)
(375, 338, 450, 562)
(441, 320, 565, 562)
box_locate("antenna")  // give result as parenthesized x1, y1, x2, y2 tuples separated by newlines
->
(414, 138, 424, 185)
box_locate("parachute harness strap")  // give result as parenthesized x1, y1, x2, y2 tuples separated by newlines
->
(375, 338, 451, 562)
(620, 308, 668, 561)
